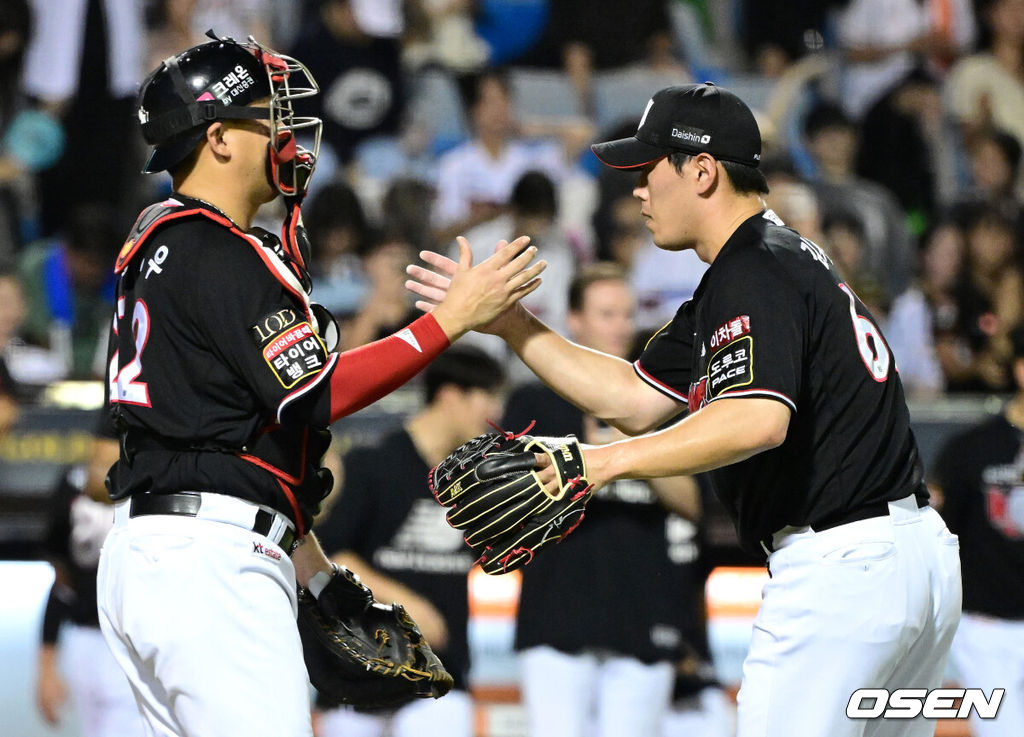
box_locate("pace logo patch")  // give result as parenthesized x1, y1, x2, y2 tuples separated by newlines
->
(250, 308, 327, 388)
(707, 335, 753, 398)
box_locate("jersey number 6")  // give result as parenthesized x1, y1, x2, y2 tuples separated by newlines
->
(839, 283, 890, 382)
(108, 297, 152, 407)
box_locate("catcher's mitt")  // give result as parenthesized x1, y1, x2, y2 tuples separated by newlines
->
(429, 426, 592, 575)
(297, 565, 453, 709)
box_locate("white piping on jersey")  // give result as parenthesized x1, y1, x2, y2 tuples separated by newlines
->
(276, 351, 339, 424)
(709, 388, 797, 412)
(633, 361, 689, 403)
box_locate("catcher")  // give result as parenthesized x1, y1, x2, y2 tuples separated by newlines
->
(97, 33, 544, 737)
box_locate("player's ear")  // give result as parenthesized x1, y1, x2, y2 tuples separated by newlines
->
(205, 122, 230, 159)
(693, 153, 718, 194)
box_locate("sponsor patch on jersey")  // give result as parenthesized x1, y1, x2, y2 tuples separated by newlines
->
(709, 315, 750, 349)
(250, 308, 327, 388)
(707, 335, 753, 398)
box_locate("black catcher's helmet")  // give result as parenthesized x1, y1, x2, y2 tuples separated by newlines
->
(137, 31, 321, 198)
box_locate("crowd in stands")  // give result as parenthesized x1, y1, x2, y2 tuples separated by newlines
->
(1, 0, 1023, 405)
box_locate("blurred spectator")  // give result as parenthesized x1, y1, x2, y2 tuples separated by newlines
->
(463, 170, 588, 335)
(820, 211, 888, 313)
(288, 0, 405, 167)
(145, 0, 276, 69)
(763, 178, 825, 245)
(740, 0, 834, 75)
(314, 345, 505, 737)
(34, 420, 140, 737)
(404, 0, 489, 73)
(928, 324, 1024, 737)
(433, 69, 568, 236)
(305, 180, 373, 317)
(527, 0, 682, 113)
(951, 128, 1024, 229)
(337, 234, 418, 351)
(943, 206, 1023, 392)
(0, 0, 46, 262)
(0, 265, 23, 434)
(505, 263, 705, 737)
(856, 69, 945, 232)
(944, 0, 1024, 196)
(17, 203, 117, 379)
(883, 223, 950, 398)
(381, 177, 438, 254)
(802, 100, 913, 296)
(23, 0, 146, 235)
(837, 0, 975, 118)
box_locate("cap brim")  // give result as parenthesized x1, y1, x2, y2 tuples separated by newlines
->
(591, 136, 670, 170)
(142, 129, 207, 174)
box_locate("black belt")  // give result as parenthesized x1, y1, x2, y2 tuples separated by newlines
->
(129, 492, 296, 555)
(761, 496, 929, 554)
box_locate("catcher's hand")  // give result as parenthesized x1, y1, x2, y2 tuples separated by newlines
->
(429, 427, 593, 575)
(297, 565, 453, 709)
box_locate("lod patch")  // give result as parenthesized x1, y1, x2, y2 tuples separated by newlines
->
(250, 308, 327, 388)
(707, 336, 753, 398)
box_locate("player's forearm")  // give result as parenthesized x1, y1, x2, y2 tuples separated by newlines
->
(325, 313, 449, 423)
(585, 397, 789, 483)
(501, 307, 654, 428)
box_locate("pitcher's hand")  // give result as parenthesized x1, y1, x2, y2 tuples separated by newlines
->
(408, 236, 540, 338)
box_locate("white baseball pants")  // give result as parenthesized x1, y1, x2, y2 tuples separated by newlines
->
(97, 502, 312, 737)
(61, 623, 146, 737)
(518, 645, 675, 737)
(737, 497, 962, 737)
(317, 688, 473, 737)
(948, 611, 1024, 737)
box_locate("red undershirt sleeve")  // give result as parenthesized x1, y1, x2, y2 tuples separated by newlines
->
(284, 313, 450, 426)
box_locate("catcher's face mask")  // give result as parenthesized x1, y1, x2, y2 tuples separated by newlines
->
(251, 37, 322, 200)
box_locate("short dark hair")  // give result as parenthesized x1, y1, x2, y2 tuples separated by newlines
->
(667, 152, 769, 195)
(459, 68, 511, 112)
(511, 170, 557, 218)
(802, 101, 854, 139)
(423, 345, 505, 404)
(304, 181, 371, 255)
(568, 262, 628, 312)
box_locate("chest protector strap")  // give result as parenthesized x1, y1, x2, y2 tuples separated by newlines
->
(114, 197, 313, 320)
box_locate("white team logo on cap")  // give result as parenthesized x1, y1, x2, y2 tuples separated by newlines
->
(638, 99, 654, 131)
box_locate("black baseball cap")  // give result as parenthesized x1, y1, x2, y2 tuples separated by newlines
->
(591, 82, 761, 170)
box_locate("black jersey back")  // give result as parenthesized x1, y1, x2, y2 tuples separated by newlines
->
(106, 196, 335, 527)
(637, 210, 926, 554)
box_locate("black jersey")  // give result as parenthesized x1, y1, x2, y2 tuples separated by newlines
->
(504, 383, 705, 664)
(636, 210, 926, 555)
(931, 414, 1024, 619)
(106, 195, 335, 530)
(315, 430, 474, 689)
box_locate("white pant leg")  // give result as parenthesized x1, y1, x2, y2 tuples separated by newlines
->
(98, 514, 312, 737)
(519, 646, 598, 737)
(62, 624, 147, 737)
(594, 655, 674, 737)
(316, 706, 386, 737)
(393, 689, 473, 737)
(736, 504, 961, 737)
(317, 690, 473, 737)
(949, 613, 1024, 737)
